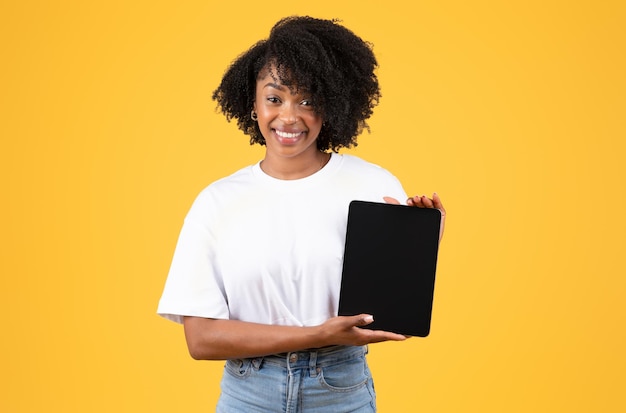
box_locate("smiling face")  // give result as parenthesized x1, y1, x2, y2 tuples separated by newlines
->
(253, 67, 324, 166)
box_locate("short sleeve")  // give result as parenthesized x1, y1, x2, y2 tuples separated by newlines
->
(157, 192, 229, 324)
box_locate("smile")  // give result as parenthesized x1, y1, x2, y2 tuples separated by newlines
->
(274, 130, 304, 139)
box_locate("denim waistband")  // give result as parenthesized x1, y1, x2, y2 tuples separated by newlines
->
(227, 345, 368, 377)
(265, 345, 366, 370)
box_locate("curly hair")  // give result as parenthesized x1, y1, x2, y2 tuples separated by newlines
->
(211, 16, 381, 152)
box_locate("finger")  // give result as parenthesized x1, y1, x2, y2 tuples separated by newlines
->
(420, 196, 435, 208)
(355, 317, 406, 341)
(407, 195, 423, 207)
(432, 192, 446, 214)
(408, 195, 420, 206)
(366, 330, 407, 342)
(383, 196, 401, 205)
(411, 195, 428, 208)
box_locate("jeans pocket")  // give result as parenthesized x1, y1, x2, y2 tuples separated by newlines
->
(317, 355, 370, 392)
(224, 358, 252, 379)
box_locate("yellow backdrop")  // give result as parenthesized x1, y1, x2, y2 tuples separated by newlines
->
(1, 1, 625, 411)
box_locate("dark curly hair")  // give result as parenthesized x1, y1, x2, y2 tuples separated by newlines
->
(211, 16, 381, 152)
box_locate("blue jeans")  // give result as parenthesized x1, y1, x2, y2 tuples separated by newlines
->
(216, 345, 376, 412)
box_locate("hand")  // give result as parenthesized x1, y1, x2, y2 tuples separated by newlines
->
(383, 193, 446, 241)
(319, 314, 407, 346)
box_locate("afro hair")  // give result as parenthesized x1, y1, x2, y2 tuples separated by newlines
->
(211, 16, 381, 152)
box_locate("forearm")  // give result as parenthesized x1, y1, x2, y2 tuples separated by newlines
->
(183, 317, 329, 360)
(183, 314, 406, 360)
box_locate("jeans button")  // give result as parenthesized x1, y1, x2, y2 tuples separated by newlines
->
(289, 353, 298, 363)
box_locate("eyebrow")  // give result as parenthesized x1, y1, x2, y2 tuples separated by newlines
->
(263, 82, 287, 91)
(262, 82, 306, 97)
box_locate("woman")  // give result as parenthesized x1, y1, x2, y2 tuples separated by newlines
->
(158, 16, 445, 412)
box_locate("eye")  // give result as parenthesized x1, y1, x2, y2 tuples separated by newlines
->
(266, 96, 280, 104)
(300, 99, 314, 108)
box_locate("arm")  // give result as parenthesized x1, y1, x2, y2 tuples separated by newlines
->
(183, 314, 406, 360)
(384, 192, 446, 241)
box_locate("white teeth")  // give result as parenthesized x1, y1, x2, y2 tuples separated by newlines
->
(275, 130, 301, 138)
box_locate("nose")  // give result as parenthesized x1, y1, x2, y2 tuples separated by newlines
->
(279, 104, 297, 124)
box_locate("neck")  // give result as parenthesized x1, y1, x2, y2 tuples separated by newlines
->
(261, 151, 330, 180)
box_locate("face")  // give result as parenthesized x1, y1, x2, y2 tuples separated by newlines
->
(253, 68, 323, 161)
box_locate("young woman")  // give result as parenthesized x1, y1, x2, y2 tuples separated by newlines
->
(158, 16, 445, 412)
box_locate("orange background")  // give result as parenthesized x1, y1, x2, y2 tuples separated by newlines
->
(1, 1, 625, 411)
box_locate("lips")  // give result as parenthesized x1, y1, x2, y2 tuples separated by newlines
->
(273, 128, 306, 145)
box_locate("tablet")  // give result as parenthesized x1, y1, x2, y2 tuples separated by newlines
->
(338, 200, 442, 337)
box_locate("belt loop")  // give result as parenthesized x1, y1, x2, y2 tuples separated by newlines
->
(287, 352, 295, 375)
(309, 350, 319, 377)
(251, 357, 263, 370)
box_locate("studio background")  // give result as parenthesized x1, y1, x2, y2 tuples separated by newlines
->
(1, 1, 625, 411)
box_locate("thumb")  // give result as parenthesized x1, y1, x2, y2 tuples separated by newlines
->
(383, 196, 401, 205)
(356, 314, 374, 326)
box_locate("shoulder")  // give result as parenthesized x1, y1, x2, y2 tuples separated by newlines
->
(332, 153, 407, 201)
(185, 163, 259, 217)
(336, 154, 399, 179)
(197, 164, 256, 198)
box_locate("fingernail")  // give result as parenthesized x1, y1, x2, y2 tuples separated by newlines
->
(363, 315, 374, 322)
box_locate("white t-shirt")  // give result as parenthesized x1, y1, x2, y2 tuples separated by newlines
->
(157, 153, 407, 326)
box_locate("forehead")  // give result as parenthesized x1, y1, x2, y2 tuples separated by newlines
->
(256, 64, 304, 94)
